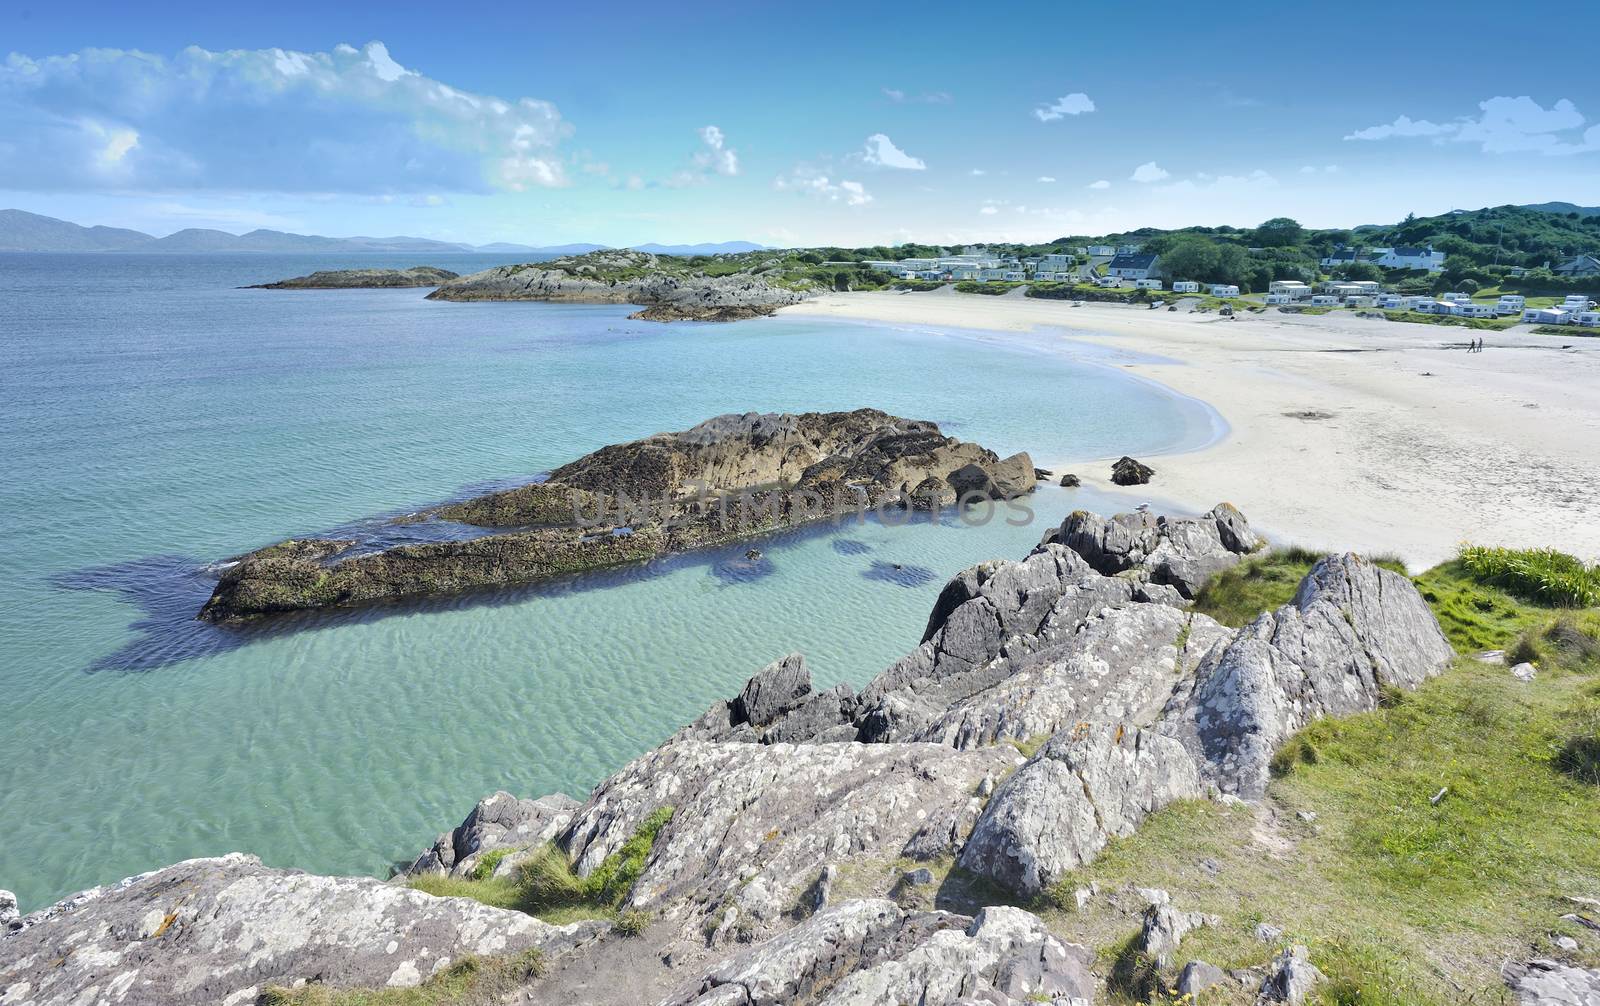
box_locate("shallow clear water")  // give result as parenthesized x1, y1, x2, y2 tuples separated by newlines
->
(0, 253, 1216, 910)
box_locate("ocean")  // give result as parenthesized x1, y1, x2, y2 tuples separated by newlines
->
(0, 252, 1219, 910)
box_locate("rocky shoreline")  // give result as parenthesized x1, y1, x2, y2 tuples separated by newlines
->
(425, 250, 810, 321)
(245, 266, 460, 289)
(11, 502, 1573, 1006)
(198, 409, 1036, 622)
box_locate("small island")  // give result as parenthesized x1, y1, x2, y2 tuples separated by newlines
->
(198, 409, 1036, 621)
(245, 266, 460, 289)
(426, 249, 811, 321)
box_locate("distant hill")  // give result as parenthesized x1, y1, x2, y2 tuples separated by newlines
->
(632, 241, 766, 255)
(0, 209, 155, 252)
(0, 210, 756, 257)
(1519, 202, 1600, 217)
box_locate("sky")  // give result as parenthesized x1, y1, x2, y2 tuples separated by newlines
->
(2, 0, 1598, 247)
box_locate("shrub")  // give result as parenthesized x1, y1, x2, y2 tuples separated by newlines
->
(1459, 545, 1600, 607)
(613, 908, 651, 937)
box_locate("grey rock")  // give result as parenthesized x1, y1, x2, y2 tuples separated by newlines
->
(1258, 944, 1325, 1004)
(1556, 935, 1580, 952)
(561, 739, 1012, 929)
(1138, 903, 1218, 963)
(1255, 922, 1285, 943)
(0, 889, 16, 929)
(1512, 661, 1538, 682)
(1161, 553, 1455, 799)
(1179, 959, 1228, 996)
(957, 724, 1203, 895)
(661, 900, 1093, 1006)
(0, 854, 601, 1006)
(947, 452, 1036, 502)
(733, 654, 814, 728)
(1504, 959, 1600, 1005)
(248, 266, 459, 289)
(1059, 473, 1081, 487)
(407, 790, 578, 878)
(1051, 503, 1263, 599)
(903, 868, 936, 887)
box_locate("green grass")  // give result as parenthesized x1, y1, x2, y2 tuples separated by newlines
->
(1381, 309, 1521, 331)
(1459, 545, 1600, 607)
(1040, 548, 1600, 1004)
(407, 806, 674, 926)
(260, 949, 545, 1005)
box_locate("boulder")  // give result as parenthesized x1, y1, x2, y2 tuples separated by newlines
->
(1503, 959, 1600, 1004)
(0, 854, 602, 1006)
(947, 452, 1036, 502)
(1258, 944, 1325, 1004)
(559, 739, 1015, 930)
(732, 654, 814, 729)
(957, 724, 1204, 896)
(1178, 959, 1228, 996)
(1059, 473, 1080, 487)
(1053, 503, 1264, 598)
(1138, 903, 1217, 963)
(1111, 456, 1154, 485)
(407, 790, 578, 877)
(658, 900, 1095, 1006)
(1160, 553, 1455, 798)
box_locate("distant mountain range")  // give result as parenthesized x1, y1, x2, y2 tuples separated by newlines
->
(1519, 202, 1600, 217)
(0, 210, 763, 257)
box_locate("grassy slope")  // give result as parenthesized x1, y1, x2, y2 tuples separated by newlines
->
(1044, 550, 1600, 1004)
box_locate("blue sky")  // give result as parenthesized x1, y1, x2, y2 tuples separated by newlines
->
(3, 0, 1598, 246)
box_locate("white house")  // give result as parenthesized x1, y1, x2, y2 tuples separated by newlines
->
(1375, 293, 1405, 309)
(1440, 292, 1472, 304)
(1171, 281, 1200, 294)
(1564, 295, 1597, 312)
(1136, 279, 1163, 290)
(1577, 311, 1600, 327)
(1495, 294, 1526, 314)
(1310, 294, 1339, 307)
(1522, 307, 1573, 324)
(1211, 284, 1240, 298)
(1319, 247, 1364, 269)
(1269, 280, 1311, 299)
(1457, 303, 1496, 318)
(1375, 246, 1446, 272)
(1107, 252, 1161, 281)
(1265, 293, 1291, 304)
(1085, 244, 1116, 257)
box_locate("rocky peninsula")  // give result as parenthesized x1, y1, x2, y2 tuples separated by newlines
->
(246, 266, 460, 289)
(198, 409, 1036, 621)
(425, 250, 811, 321)
(15, 503, 1581, 1005)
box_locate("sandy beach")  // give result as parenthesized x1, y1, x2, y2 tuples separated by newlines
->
(784, 291, 1600, 568)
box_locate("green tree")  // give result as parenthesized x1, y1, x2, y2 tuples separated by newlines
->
(1158, 236, 1220, 283)
(1339, 261, 1383, 282)
(1255, 217, 1305, 248)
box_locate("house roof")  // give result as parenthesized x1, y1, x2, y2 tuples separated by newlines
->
(1108, 252, 1157, 270)
(1388, 246, 1435, 258)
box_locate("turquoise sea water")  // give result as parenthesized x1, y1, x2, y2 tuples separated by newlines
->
(0, 253, 1217, 910)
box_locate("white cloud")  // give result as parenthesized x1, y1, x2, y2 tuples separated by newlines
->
(775, 164, 871, 205)
(693, 125, 739, 176)
(1345, 96, 1600, 155)
(1156, 169, 1276, 193)
(1037, 175, 1056, 183)
(1130, 161, 1169, 183)
(1299, 164, 1340, 174)
(1034, 92, 1095, 122)
(0, 41, 571, 193)
(1087, 179, 1110, 189)
(883, 87, 952, 104)
(1344, 114, 1456, 141)
(979, 205, 998, 215)
(862, 133, 926, 170)
(970, 168, 987, 176)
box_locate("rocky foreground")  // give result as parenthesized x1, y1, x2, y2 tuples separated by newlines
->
(425, 250, 809, 321)
(198, 409, 1035, 621)
(245, 266, 460, 289)
(12, 503, 1581, 1005)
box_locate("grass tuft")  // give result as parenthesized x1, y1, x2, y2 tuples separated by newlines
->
(1459, 544, 1600, 607)
(261, 949, 544, 1005)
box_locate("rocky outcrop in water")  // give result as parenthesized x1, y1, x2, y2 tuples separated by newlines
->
(198, 410, 1033, 621)
(1110, 456, 1154, 485)
(426, 250, 808, 321)
(9, 503, 1463, 1005)
(246, 266, 459, 289)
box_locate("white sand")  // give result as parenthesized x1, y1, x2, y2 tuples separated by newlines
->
(783, 292, 1600, 568)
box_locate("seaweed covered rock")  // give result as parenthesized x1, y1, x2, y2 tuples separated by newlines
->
(1110, 456, 1155, 485)
(200, 410, 1012, 621)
